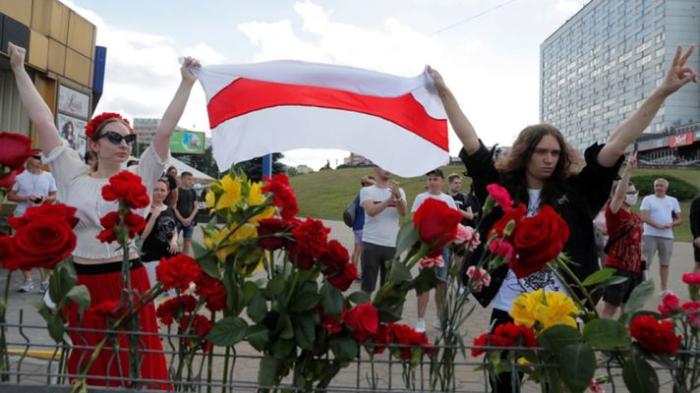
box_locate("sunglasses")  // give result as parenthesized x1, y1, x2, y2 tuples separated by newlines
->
(31, 155, 41, 160)
(99, 131, 136, 145)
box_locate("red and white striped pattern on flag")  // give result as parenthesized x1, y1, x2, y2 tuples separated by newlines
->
(194, 60, 449, 177)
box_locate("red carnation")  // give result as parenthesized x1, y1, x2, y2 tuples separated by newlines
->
(413, 198, 463, 256)
(0, 236, 19, 271)
(89, 300, 125, 321)
(344, 303, 379, 342)
(102, 171, 150, 209)
(84, 112, 132, 139)
(682, 273, 700, 286)
(371, 323, 392, 354)
(156, 295, 197, 325)
(471, 323, 537, 357)
(0, 168, 22, 189)
(96, 211, 146, 243)
(630, 314, 681, 355)
(0, 131, 33, 171)
(257, 217, 291, 250)
(156, 255, 203, 292)
(262, 173, 299, 220)
(10, 203, 79, 230)
(180, 314, 213, 352)
(288, 217, 330, 269)
(489, 203, 527, 238)
(486, 183, 514, 212)
(318, 307, 345, 335)
(387, 323, 432, 360)
(327, 263, 358, 291)
(195, 274, 227, 312)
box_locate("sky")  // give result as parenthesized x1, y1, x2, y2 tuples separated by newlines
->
(67, 0, 586, 170)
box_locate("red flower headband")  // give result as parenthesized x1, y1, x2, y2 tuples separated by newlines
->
(84, 112, 133, 139)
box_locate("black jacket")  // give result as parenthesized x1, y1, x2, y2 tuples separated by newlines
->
(460, 141, 623, 309)
(690, 196, 700, 239)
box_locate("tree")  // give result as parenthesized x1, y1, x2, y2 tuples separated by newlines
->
(233, 153, 287, 181)
(175, 146, 219, 179)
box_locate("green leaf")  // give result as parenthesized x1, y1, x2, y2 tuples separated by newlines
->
(623, 280, 654, 320)
(246, 325, 270, 351)
(622, 351, 659, 393)
(277, 314, 294, 339)
(292, 313, 316, 350)
(271, 339, 295, 359)
(191, 240, 208, 259)
(348, 291, 370, 305)
(266, 275, 286, 299)
(47, 317, 65, 343)
(257, 354, 280, 388)
(242, 282, 258, 305)
(389, 260, 412, 283)
(289, 291, 320, 313)
(197, 254, 220, 279)
(320, 282, 343, 317)
(329, 336, 358, 362)
(247, 294, 268, 323)
(49, 263, 77, 304)
(206, 317, 248, 346)
(581, 268, 616, 287)
(538, 325, 581, 351)
(583, 319, 629, 350)
(65, 285, 91, 310)
(558, 343, 595, 393)
(394, 223, 419, 258)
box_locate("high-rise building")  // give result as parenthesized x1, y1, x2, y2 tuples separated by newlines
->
(540, 0, 700, 150)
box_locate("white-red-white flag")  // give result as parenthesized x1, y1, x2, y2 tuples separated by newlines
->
(194, 60, 448, 177)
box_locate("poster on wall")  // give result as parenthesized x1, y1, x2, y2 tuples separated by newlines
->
(57, 85, 90, 119)
(170, 130, 206, 154)
(57, 113, 87, 159)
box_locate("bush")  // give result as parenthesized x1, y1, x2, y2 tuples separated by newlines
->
(630, 174, 698, 201)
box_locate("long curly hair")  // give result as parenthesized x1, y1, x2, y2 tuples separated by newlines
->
(495, 124, 581, 208)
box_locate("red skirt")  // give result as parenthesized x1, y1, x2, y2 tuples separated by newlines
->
(66, 263, 170, 390)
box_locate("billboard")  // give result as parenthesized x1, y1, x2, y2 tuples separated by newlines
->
(170, 130, 205, 154)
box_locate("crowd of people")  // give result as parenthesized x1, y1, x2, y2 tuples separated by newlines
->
(2, 38, 698, 392)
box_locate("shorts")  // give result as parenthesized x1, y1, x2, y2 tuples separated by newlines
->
(353, 230, 363, 245)
(436, 247, 452, 282)
(177, 221, 196, 239)
(603, 269, 645, 307)
(642, 235, 673, 266)
(694, 243, 700, 263)
(360, 242, 395, 293)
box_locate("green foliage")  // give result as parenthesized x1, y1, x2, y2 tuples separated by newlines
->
(630, 173, 698, 201)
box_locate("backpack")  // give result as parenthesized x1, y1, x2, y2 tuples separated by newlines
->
(343, 197, 357, 227)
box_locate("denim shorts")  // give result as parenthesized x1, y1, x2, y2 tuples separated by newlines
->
(177, 221, 196, 239)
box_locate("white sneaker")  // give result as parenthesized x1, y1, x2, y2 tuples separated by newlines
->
(658, 289, 671, 297)
(19, 280, 34, 293)
(415, 319, 426, 333)
(433, 319, 443, 330)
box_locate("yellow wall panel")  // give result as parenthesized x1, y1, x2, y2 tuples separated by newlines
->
(67, 11, 94, 58)
(47, 38, 66, 74)
(31, 0, 52, 36)
(28, 31, 49, 70)
(65, 48, 91, 87)
(0, 0, 32, 26)
(49, 0, 69, 44)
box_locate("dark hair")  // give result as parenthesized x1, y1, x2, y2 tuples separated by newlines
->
(426, 169, 444, 178)
(181, 171, 193, 178)
(156, 177, 171, 189)
(496, 124, 579, 207)
(167, 166, 177, 173)
(126, 159, 139, 167)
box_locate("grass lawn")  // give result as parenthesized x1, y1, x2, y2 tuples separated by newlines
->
(289, 165, 699, 242)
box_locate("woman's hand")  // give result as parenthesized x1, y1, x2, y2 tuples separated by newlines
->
(658, 46, 697, 97)
(181, 56, 201, 84)
(427, 66, 449, 97)
(168, 240, 179, 254)
(8, 42, 26, 71)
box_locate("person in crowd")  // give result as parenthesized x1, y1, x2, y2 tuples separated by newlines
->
(141, 178, 179, 285)
(447, 172, 479, 227)
(7, 149, 57, 293)
(430, 45, 696, 392)
(174, 171, 198, 256)
(412, 169, 457, 332)
(593, 206, 608, 267)
(601, 152, 644, 318)
(8, 41, 199, 388)
(690, 195, 700, 274)
(164, 165, 179, 207)
(359, 166, 406, 295)
(641, 177, 682, 295)
(351, 175, 376, 278)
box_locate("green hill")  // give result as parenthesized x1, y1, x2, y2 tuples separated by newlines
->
(288, 164, 699, 242)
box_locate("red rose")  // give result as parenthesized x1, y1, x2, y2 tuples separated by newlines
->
(156, 255, 203, 292)
(8, 219, 76, 270)
(195, 274, 227, 312)
(387, 323, 432, 360)
(510, 205, 569, 278)
(0, 235, 20, 271)
(0, 168, 23, 189)
(10, 203, 79, 229)
(412, 198, 463, 256)
(0, 131, 33, 171)
(288, 217, 330, 269)
(319, 240, 350, 276)
(371, 323, 392, 354)
(471, 322, 537, 357)
(262, 174, 299, 220)
(630, 314, 681, 354)
(345, 303, 379, 342)
(486, 183, 514, 212)
(327, 263, 358, 291)
(156, 295, 197, 325)
(257, 217, 290, 250)
(102, 171, 150, 209)
(321, 315, 343, 335)
(180, 314, 213, 351)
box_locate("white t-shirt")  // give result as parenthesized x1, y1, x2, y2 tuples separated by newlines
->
(640, 194, 681, 239)
(491, 187, 568, 312)
(411, 191, 457, 213)
(11, 171, 57, 216)
(360, 185, 406, 247)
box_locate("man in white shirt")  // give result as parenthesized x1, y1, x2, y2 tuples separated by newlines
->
(411, 169, 457, 332)
(7, 150, 57, 293)
(640, 178, 682, 295)
(359, 166, 407, 295)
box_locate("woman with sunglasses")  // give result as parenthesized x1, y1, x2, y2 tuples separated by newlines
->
(9, 42, 200, 389)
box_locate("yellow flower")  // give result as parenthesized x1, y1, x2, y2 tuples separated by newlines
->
(204, 223, 258, 262)
(246, 181, 275, 223)
(509, 289, 579, 331)
(204, 189, 216, 209)
(216, 176, 242, 211)
(516, 357, 530, 366)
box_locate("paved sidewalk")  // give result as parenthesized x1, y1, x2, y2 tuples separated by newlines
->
(1, 219, 694, 391)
